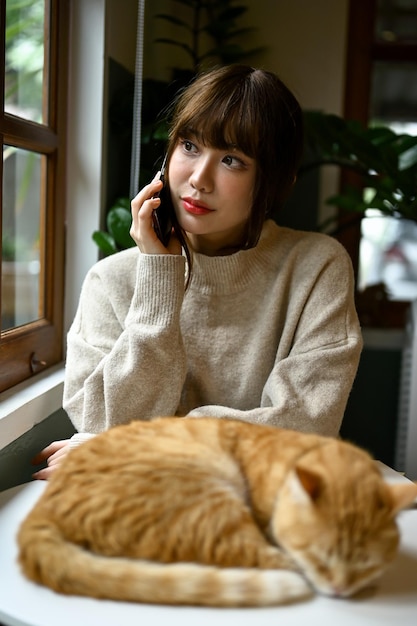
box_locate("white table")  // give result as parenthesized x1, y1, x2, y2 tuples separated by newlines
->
(0, 465, 416, 626)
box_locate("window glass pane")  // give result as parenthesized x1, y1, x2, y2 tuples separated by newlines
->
(370, 63, 417, 125)
(375, 0, 417, 43)
(358, 61, 417, 301)
(359, 211, 417, 300)
(4, 0, 45, 123)
(2, 146, 44, 330)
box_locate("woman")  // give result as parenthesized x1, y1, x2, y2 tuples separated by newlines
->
(33, 65, 362, 478)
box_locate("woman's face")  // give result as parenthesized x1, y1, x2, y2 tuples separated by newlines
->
(168, 134, 257, 255)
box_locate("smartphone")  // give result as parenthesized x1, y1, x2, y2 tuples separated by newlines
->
(152, 155, 172, 246)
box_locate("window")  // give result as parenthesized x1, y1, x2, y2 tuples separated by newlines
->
(360, 14, 417, 301)
(341, 0, 417, 320)
(0, 0, 68, 392)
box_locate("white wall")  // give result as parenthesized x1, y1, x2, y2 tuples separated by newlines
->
(64, 0, 106, 332)
(242, 0, 349, 113)
(64, 0, 138, 332)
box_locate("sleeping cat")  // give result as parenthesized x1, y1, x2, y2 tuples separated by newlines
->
(18, 417, 417, 607)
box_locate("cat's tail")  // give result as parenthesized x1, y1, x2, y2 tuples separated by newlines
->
(18, 518, 312, 607)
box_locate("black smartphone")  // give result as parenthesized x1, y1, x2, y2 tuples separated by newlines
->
(152, 155, 172, 246)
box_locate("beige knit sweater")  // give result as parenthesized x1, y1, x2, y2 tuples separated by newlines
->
(63, 220, 362, 437)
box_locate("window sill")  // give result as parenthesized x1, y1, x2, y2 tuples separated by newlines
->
(0, 365, 64, 451)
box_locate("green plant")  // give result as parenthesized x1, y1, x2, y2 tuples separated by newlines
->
(92, 198, 135, 255)
(155, 0, 263, 74)
(302, 111, 417, 231)
(5, 0, 44, 119)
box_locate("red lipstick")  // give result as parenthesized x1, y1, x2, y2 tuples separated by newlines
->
(182, 197, 213, 215)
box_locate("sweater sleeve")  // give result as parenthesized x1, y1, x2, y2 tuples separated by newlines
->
(63, 252, 187, 433)
(187, 245, 363, 437)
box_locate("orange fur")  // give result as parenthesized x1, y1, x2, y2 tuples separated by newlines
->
(18, 417, 417, 606)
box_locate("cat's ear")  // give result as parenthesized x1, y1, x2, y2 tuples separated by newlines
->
(294, 467, 323, 503)
(387, 481, 417, 515)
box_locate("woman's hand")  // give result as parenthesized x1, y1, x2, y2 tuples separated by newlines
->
(31, 440, 72, 480)
(130, 174, 181, 255)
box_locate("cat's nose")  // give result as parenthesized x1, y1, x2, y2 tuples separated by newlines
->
(329, 571, 355, 597)
(319, 584, 346, 598)
(330, 586, 345, 597)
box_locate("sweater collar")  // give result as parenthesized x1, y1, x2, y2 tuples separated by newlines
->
(188, 220, 280, 295)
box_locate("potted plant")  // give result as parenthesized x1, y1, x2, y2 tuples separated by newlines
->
(301, 111, 417, 231)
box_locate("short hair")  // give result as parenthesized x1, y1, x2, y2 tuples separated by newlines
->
(165, 65, 304, 248)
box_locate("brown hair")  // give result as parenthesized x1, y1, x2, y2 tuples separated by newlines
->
(165, 65, 304, 251)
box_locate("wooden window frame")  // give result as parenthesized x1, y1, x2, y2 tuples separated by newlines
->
(0, 0, 69, 392)
(340, 0, 417, 309)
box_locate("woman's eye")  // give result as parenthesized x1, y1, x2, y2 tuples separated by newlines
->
(223, 155, 244, 168)
(181, 139, 197, 153)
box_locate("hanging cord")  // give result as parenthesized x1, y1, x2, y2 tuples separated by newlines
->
(130, 0, 145, 198)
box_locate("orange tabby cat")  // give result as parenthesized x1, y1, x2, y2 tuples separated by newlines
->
(18, 417, 417, 607)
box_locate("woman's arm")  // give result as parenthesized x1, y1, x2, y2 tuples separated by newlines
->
(186, 331, 361, 437)
(63, 252, 188, 433)
(64, 174, 188, 433)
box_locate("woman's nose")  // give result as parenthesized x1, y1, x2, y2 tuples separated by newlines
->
(189, 157, 214, 192)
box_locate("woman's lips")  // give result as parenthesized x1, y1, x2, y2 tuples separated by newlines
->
(181, 198, 213, 215)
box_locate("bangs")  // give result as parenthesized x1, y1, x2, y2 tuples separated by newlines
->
(169, 79, 260, 158)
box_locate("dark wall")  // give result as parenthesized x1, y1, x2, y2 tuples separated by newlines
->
(341, 344, 402, 468)
(0, 408, 76, 492)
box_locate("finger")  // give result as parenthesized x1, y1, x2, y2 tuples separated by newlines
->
(47, 448, 70, 466)
(152, 169, 162, 183)
(32, 443, 72, 480)
(130, 191, 162, 239)
(131, 179, 163, 215)
(32, 466, 57, 481)
(130, 202, 167, 252)
(31, 440, 70, 465)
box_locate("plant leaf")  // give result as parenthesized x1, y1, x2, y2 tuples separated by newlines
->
(398, 142, 417, 171)
(112, 197, 131, 211)
(154, 38, 193, 57)
(107, 207, 135, 249)
(367, 125, 397, 146)
(154, 14, 191, 30)
(92, 231, 117, 255)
